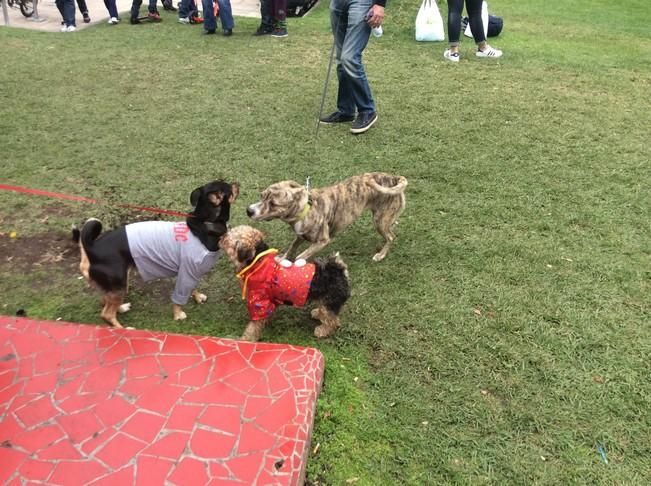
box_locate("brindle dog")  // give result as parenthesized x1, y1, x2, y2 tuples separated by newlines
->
(246, 172, 407, 262)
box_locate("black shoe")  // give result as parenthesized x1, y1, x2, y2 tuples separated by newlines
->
(82, 12, 91, 23)
(163, 4, 177, 11)
(253, 25, 273, 36)
(202, 29, 215, 35)
(319, 111, 355, 124)
(350, 111, 378, 134)
(130, 17, 140, 24)
(222, 29, 232, 36)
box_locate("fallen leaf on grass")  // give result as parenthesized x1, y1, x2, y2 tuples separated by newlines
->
(473, 308, 482, 316)
(345, 478, 359, 484)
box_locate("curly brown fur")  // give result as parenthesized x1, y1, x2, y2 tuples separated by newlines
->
(246, 172, 407, 262)
(219, 225, 350, 341)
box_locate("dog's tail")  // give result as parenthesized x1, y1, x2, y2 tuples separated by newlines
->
(366, 173, 408, 196)
(324, 252, 349, 280)
(78, 218, 104, 250)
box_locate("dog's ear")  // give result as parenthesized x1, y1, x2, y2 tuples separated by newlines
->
(229, 183, 240, 203)
(190, 187, 203, 207)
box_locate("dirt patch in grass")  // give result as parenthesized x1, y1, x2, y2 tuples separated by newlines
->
(0, 231, 79, 274)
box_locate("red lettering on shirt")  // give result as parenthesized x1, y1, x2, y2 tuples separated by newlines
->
(173, 223, 189, 242)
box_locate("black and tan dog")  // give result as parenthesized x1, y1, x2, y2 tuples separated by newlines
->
(246, 172, 407, 262)
(219, 225, 350, 341)
(73, 181, 239, 328)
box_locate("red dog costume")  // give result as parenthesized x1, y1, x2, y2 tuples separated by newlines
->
(237, 249, 315, 321)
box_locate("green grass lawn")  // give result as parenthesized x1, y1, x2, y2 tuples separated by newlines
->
(1, 0, 650, 483)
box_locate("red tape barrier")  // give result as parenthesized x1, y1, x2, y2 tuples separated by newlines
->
(0, 183, 189, 218)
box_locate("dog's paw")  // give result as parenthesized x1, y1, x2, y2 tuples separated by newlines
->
(174, 311, 187, 321)
(193, 293, 208, 304)
(372, 252, 386, 262)
(118, 303, 132, 313)
(314, 324, 335, 338)
(310, 308, 324, 320)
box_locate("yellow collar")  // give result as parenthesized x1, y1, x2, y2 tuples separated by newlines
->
(236, 248, 278, 299)
(295, 202, 311, 221)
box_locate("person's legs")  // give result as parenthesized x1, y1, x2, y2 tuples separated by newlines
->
(330, 0, 355, 116)
(62, 0, 75, 26)
(270, 0, 287, 35)
(446, 0, 464, 52)
(148, 0, 159, 14)
(337, 0, 374, 115)
(103, 0, 118, 18)
(130, 0, 142, 21)
(465, 0, 485, 45)
(216, 0, 234, 30)
(255, 0, 273, 33)
(201, 0, 216, 32)
(177, 0, 191, 17)
(76, 0, 89, 20)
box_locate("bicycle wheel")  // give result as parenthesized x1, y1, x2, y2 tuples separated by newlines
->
(20, 0, 34, 17)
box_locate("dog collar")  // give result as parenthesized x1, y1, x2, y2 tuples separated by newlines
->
(237, 249, 278, 299)
(295, 195, 313, 222)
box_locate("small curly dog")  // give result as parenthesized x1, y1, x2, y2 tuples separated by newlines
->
(219, 225, 350, 342)
(246, 172, 407, 262)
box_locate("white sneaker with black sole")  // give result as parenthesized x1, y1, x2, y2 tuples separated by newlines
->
(443, 49, 460, 62)
(476, 45, 503, 58)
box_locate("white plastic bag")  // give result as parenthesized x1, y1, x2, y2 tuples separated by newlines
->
(464, 0, 489, 39)
(415, 0, 445, 42)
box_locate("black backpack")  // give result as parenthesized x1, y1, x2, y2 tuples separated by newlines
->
(461, 14, 504, 38)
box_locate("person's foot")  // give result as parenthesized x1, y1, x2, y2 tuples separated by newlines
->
(107, 16, 119, 24)
(271, 27, 288, 38)
(130, 17, 140, 24)
(350, 111, 378, 134)
(190, 15, 203, 23)
(178, 16, 190, 24)
(253, 25, 273, 36)
(443, 49, 460, 62)
(476, 45, 502, 58)
(222, 29, 232, 36)
(82, 12, 90, 23)
(163, 4, 177, 11)
(319, 111, 355, 124)
(148, 11, 162, 21)
(202, 29, 215, 35)
(60, 25, 76, 32)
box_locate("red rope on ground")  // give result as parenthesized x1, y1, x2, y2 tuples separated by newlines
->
(0, 183, 190, 218)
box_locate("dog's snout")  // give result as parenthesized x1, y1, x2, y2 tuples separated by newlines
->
(246, 205, 256, 218)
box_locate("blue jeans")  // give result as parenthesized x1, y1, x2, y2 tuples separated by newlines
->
(330, 0, 375, 116)
(202, 0, 234, 31)
(56, 0, 76, 26)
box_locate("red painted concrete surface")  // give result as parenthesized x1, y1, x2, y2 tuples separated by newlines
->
(0, 317, 325, 485)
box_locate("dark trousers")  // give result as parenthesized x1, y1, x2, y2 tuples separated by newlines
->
(104, 0, 118, 17)
(259, 0, 286, 27)
(75, 0, 88, 14)
(56, 0, 76, 26)
(131, 0, 158, 18)
(447, 0, 485, 44)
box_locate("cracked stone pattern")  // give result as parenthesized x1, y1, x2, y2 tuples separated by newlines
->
(0, 317, 325, 485)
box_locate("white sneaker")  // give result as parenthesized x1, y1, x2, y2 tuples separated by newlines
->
(178, 16, 190, 24)
(476, 45, 502, 58)
(60, 25, 76, 32)
(443, 49, 460, 62)
(108, 17, 119, 24)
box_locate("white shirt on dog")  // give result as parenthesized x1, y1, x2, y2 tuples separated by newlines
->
(125, 221, 219, 305)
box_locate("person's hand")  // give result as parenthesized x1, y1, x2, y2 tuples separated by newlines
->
(366, 5, 384, 29)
